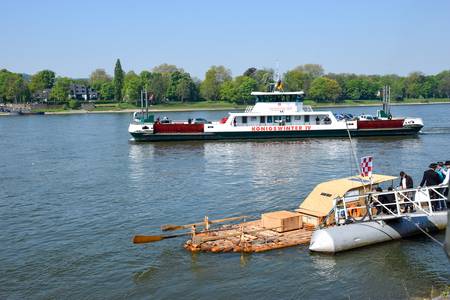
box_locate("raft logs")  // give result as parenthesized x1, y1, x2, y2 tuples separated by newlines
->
(184, 211, 314, 253)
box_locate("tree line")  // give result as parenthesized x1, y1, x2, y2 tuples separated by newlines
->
(1, 60, 450, 104)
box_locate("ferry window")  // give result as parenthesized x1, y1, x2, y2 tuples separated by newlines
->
(260, 116, 265, 123)
(304, 115, 310, 123)
(274, 116, 281, 122)
(242, 116, 247, 124)
(267, 116, 272, 123)
(294, 116, 301, 121)
(251, 116, 257, 121)
(286, 116, 291, 123)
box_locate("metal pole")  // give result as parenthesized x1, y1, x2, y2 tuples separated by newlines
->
(445, 179, 450, 258)
(140, 90, 143, 113)
(145, 90, 148, 119)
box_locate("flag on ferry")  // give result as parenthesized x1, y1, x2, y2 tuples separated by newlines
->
(360, 156, 373, 177)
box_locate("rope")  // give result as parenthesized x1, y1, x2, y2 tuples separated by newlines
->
(402, 216, 444, 247)
(345, 121, 362, 176)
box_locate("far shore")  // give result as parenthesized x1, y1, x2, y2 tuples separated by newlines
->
(1, 100, 450, 116)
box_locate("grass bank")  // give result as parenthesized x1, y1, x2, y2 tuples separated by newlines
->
(25, 98, 450, 115)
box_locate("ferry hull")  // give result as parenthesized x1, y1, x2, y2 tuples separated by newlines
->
(130, 126, 422, 142)
(309, 212, 447, 253)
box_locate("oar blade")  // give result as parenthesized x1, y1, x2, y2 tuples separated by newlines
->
(161, 224, 184, 231)
(133, 235, 164, 244)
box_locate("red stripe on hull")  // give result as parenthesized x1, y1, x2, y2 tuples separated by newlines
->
(154, 123, 204, 133)
(357, 119, 404, 129)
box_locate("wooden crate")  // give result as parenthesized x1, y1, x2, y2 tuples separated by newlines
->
(261, 210, 302, 232)
(301, 214, 321, 227)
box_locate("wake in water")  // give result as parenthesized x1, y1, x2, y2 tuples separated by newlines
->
(420, 126, 450, 134)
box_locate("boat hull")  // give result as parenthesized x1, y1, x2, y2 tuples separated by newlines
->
(309, 211, 447, 253)
(130, 126, 422, 142)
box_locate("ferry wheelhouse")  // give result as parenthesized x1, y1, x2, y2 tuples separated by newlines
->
(128, 91, 423, 142)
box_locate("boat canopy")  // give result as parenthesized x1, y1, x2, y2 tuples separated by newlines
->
(297, 174, 397, 217)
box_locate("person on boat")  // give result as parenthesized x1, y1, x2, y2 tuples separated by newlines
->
(315, 116, 320, 125)
(443, 161, 450, 198)
(384, 186, 397, 213)
(373, 186, 385, 215)
(436, 162, 445, 183)
(419, 163, 442, 211)
(399, 171, 414, 212)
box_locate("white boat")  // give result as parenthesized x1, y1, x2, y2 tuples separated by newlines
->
(128, 91, 424, 142)
(295, 175, 448, 253)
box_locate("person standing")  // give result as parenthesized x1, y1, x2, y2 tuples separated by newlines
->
(399, 171, 414, 212)
(436, 162, 445, 183)
(443, 161, 450, 200)
(419, 163, 442, 211)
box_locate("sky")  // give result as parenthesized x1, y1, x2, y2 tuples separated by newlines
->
(1, 0, 450, 79)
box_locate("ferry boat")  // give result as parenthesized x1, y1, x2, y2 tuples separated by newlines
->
(128, 90, 423, 142)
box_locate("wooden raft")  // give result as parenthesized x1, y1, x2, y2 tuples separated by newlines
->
(184, 219, 314, 253)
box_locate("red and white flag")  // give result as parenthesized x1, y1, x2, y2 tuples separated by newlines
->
(360, 156, 373, 177)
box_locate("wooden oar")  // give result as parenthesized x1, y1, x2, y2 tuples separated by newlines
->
(161, 215, 250, 231)
(133, 232, 191, 244)
(133, 226, 246, 245)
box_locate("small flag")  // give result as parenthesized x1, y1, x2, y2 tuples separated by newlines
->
(360, 156, 373, 177)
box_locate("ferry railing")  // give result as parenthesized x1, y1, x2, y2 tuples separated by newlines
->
(332, 185, 448, 225)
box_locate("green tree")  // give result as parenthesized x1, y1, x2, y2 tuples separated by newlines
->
(234, 76, 258, 104)
(219, 81, 237, 102)
(2, 73, 29, 103)
(100, 81, 115, 100)
(253, 69, 274, 91)
(200, 65, 231, 101)
(284, 64, 324, 94)
(140, 70, 153, 91)
(284, 69, 309, 92)
(122, 71, 142, 104)
(176, 77, 192, 102)
(50, 77, 72, 102)
(219, 76, 257, 104)
(148, 73, 169, 103)
(297, 64, 324, 78)
(404, 72, 426, 98)
(309, 77, 341, 102)
(166, 70, 184, 101)
(345, 76, 379, 100)
(379, 74, 405, 100)
(152, 63, 183, 74)
(436, 70, 450, 98)
(89, 69, 111, 92)
(113, 59, 124, 102)
(29, 70, 55, 92)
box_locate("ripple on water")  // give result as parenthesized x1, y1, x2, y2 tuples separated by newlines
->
(0, 106, 449, 299)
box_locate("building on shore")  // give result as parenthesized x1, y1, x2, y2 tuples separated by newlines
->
(68, 84, 99, 101)
(32, 89, 52, 102)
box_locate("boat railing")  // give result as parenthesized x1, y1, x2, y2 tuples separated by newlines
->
(245, 106, 254, 113)
(330, 185, 448, 225)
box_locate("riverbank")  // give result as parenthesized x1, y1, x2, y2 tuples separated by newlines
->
(1, 99, 450, 116)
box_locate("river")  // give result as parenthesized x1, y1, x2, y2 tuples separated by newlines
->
(1, 104, 449, 299)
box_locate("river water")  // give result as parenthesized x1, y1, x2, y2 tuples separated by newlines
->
(1, 104, 449, 299)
